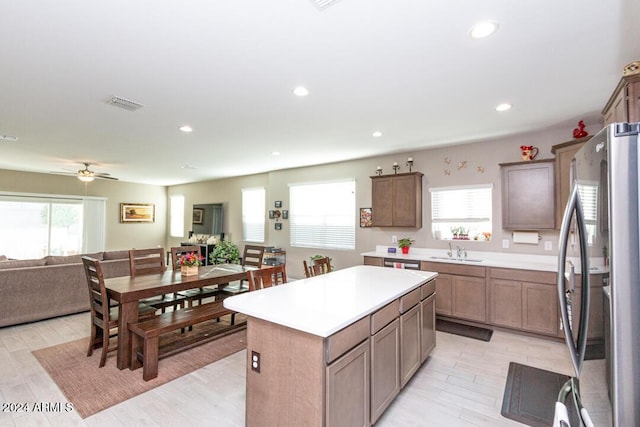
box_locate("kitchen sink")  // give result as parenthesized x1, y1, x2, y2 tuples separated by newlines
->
(429, 256, 483, 263)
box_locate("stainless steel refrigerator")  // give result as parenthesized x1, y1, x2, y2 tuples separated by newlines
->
(555, 122, 640, 426)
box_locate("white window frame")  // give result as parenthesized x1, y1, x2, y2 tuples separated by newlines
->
(169, 195, 185, 238)
(289, 179, 356, 250)
(242, 187, 266, 243)
(429, 184, 493, 241)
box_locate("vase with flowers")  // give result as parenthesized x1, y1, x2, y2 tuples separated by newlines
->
(178, 251, 203, 276)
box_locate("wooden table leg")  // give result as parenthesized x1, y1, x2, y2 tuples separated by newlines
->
(117, 301, 138, 370)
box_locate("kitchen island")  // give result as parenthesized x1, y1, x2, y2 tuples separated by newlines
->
(224, 265, 438, 427)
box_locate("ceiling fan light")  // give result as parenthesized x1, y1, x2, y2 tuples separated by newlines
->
(78, 175, 95, 182)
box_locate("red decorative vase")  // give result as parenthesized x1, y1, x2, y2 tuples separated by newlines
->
(401, 246, 409, 254)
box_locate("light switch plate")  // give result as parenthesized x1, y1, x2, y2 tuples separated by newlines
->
(502, 239, 510, 249)
(544, 241, 553, 251)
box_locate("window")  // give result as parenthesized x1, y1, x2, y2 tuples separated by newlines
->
(170, 195, 185, 237)
(430, 185, 492, 241)
(289, 180, 355, 250)
(242, 188, 265, 243)
(0, 193, 106, 259)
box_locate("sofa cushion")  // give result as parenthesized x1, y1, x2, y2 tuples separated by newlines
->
(103, 250, 129, 260)
(45, 252, 105, 265)
(0, 258, 47, 269)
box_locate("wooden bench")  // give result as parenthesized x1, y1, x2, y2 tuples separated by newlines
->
(128, 301, 236, 380)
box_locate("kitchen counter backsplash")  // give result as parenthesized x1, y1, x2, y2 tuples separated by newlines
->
(362, 245, 607, 274)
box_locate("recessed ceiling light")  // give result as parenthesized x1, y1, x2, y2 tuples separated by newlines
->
(272, 151, 281, 156)
(0, 134, 19, 142)
(372, 131, 383, 137)
(181, 164, 197, 169)
(470, 21, 499, 39)
(293, 86, 309, 97)
(179, 125, 193, 133)
(496, 103, 512, 112)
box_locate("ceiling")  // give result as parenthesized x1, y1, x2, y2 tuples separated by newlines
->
(1, 0, 639, 186)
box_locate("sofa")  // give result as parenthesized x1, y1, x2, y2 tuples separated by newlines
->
(0, 250, 133, 328)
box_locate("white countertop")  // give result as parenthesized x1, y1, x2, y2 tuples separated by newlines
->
(223, 265, 437, 338)
(361, 246, 609, 274)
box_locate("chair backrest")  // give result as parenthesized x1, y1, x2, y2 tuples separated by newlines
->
(82, 256, 111, 324)
(242, 245, 265, 268)
(129, 248, 166, 277)
(303, 257, 332, 278)
(170, 245, 200, 270)
(247, 265, 287, 292)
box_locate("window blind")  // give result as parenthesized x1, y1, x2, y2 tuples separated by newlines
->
(289, 180, 355, 250)
(242, 188, 265, 243)
(430, 185, 492, 222)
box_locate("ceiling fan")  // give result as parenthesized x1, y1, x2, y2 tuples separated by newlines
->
(59, 162, 119, 182)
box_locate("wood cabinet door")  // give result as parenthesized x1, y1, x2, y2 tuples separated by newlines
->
(501, 159, 555, 230)
(490, 279, 522, 329)
(399, 304, 421, 388)
(371, 177, 393, 226)
(370, 319, 400, 424)
(420, 293, 436, 362)
(452, 275, 486, 322)
(363, 256, 384, 267)
(435, 274, 453, 316)
(392, 174, 421, 227)
(326, 339, 370, 427)
(552, 139, 587, 227)
(522, 281, 558, 336)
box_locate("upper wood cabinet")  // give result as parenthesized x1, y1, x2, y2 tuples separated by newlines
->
(551, 136, 591, 227)
(371, 172, 423, 228)
(602, 74, 640, 125)
(500, 159, 555, 230)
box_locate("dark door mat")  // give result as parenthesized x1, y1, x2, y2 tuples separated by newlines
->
(435, 319, 493, 341)
(584, 342, 605, 360)
(501, 362, 571, 427)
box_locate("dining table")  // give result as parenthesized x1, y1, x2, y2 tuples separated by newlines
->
(104, 263, 254, 369)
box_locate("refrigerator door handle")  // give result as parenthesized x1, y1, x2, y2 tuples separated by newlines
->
(557, 184, 590, 375)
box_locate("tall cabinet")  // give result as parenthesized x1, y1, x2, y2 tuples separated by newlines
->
(370, 172, 423, 228)
(551, 137, 590, 227)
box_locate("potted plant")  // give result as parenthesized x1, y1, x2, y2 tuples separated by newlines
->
(178, 251, 203, 276)
(209, 240, 241, 265)
(398, 238, 415, 254)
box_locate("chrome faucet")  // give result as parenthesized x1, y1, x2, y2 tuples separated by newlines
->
(456, 245, 467, 259)
(447, 242, 453, 258)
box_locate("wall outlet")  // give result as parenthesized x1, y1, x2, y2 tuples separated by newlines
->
(502, 239, 510, 249)
(544, 241, 553, 251)
(251, 351, 260, 373)
(391, 235, 397, 244)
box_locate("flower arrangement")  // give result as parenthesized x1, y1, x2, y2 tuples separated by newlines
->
(178, 252, 204, 267)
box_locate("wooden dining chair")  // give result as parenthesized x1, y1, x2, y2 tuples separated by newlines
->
(247, 264, 287, 291)
(303, 256, 332, 278)
(82, 256, 156, 367)
(129, 248, 186, 312)
(171, 245, 219, 307)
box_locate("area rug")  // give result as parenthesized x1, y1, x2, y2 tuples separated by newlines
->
(436, 319, 493, 341)
(32, 321, 247, 419)
(501, 362, 572, 427)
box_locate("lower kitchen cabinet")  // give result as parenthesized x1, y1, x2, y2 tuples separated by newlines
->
(400, 303, 421, 388)
(326, 339, 370, 427)
(452, 276, 487, 322)
(489, 268, 559, 336)
(434, 274, 453, 316)
(370, 319, 400, 424)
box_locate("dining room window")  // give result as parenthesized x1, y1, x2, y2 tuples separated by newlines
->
(242, 187, 265, 243)
(289, 180, 355, 250)
(430, 184, 492, 241)
(0, 192, 106, 259)
(169, 195, 185, 237)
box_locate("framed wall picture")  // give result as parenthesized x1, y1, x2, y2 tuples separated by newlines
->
(360, 207, 372, 228)
(282, 210, 288, 219)
(275, 222, 282, 230)
(275, 201, 282, 208)
(120, 203, 155, 223)
(192, 208, 204, 224)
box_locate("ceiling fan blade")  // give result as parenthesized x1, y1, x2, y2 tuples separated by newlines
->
(95, 174, 119, 181)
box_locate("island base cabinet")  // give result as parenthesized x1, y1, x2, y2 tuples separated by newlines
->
(326, 339, 371, 427)
(370, 319, 400, 424)
(420, 293, 436, 362)
(400, 304, 421, 388)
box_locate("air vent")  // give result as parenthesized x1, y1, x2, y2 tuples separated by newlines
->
(105, 96, 144, 111)
(0, 134, 18, 142)
(310, 0, 341, 10)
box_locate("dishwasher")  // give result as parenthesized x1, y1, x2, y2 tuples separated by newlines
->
(383, 258, 420, 270)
